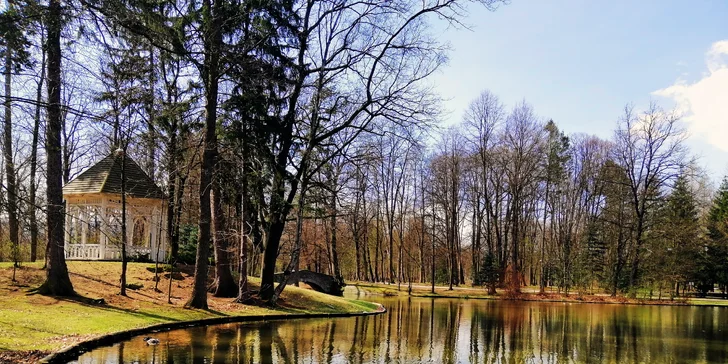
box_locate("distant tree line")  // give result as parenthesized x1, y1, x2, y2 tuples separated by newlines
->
(303, 90, 724, 300)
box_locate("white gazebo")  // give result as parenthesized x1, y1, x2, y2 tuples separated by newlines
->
(62, 152, 168, 262)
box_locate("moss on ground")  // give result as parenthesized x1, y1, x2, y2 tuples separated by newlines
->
(0, 262, 379, 355)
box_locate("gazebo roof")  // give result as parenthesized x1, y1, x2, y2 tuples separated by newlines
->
(63, 152, 165, 200)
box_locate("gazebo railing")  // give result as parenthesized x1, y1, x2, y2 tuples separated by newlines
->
(65, 244, 154, 261)
(104, 246, 152, 260)
(66, 244, 102, 260)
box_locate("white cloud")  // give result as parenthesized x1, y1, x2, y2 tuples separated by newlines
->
(653, 40, 728, 153)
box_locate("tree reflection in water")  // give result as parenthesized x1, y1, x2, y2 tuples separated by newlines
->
(76, 297, 728, 363)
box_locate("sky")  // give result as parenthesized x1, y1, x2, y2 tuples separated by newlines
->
(430, 0, 728, 183)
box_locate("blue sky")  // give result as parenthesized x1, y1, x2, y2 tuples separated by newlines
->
(431, 0, 728, 182)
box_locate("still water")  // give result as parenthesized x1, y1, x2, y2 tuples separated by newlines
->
(72, 295, 728, 363)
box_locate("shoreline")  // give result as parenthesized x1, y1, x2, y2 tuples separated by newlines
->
(0, 262, 383, 364)
(39, 303, 386, 364)
(351, 282, 728, 308)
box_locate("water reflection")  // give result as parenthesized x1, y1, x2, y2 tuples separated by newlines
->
(73, 297, 728, 363)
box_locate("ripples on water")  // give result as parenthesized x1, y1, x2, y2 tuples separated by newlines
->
(72, 296, 728, 363)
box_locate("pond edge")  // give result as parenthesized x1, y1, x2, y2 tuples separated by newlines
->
(352, 285, 728, 307)
(39, 303, 386, 364)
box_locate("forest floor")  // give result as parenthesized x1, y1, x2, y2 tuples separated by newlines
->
(0, 262, 379, 363)
(351, 281, 728, 306)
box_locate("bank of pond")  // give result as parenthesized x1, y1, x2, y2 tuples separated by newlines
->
(71, 295, 728, 363)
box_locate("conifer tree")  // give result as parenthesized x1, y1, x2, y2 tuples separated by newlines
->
(699, 177, 728, 296)
(663, 173, 700, 296)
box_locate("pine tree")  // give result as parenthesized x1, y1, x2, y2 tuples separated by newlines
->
(707, 177, 728, 240)
(479, 252, 499, 295)
(540, 120, 569, 293)
(699, 177, 728, 297)
(664, 174, 700, 296)
(599, 160, 634, 296)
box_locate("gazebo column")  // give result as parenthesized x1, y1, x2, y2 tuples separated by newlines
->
(127, 207, 134, 256)
(80, 206, 88, 245)
(150, 208, 159, 262)
(159, 204, 167, 262)
(64, 203, 72, 258)
(100, 198, 107, 260)
(79, 206, 88, 258)
(163, 202, 168, 261)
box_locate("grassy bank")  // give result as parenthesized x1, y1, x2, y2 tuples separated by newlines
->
(352, 281, 728, 307)
(0, 262, 379, 362)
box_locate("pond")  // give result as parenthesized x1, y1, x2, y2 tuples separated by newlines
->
(71, 293, 728, 363)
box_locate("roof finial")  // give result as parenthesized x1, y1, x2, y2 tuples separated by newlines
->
(115, 148, 124, 156)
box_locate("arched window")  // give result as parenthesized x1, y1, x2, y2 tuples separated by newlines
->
(132, 217, 149, 247)
(87, 206, 102, 245)
(107, 207, 123, 246)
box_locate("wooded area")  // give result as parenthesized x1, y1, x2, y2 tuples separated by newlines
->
(1, 0, 727, 309)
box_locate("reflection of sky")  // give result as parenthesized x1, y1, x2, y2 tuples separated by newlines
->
(427, 0, 728, 182)
(75, 296, 728, 363)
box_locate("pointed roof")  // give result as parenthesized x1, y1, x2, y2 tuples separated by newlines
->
(63, 152, 165, 200)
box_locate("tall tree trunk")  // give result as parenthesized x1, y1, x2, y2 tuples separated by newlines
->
(388, 221, 395, 284)
(30, 38, 45, 263)
(353, 218, 362, 281)
(431, 193, 436, 294)
(328, 187, 342, 281)
(471, 205, 478, 285)
(120, 151, 128, 296)
(209, 181, 238, 297)
(37, 0, 74, 296)
(374, 198, 381, 282)
(420, 171, 426, 283)
(362, 178, 374, 282)
(186, 0, 221, 309)
(259, 215, 285, 301)
(352, 176, 363, 281)
(272, 183, 308, 303)
(397, 184, 406, 289)
(166, 169, 178, 261)
(510, 198, 521, 293)
(629, 213, 645, 297)
(540, 183, 549, 294)
(235, 169, 253, 303)
(145, 45, 156, 177)
(4, 45, 19, 270)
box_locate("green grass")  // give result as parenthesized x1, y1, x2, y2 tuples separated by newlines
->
(0, 293, 222, 352)
(0, 262, 380, 354)
(351, 281, 728, 307)
(685, 298, 728, 306)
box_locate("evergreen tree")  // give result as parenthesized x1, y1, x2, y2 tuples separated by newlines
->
(599, 160, 634, 296)
(540, 120, 569, 293)
(479, 252, 500, 295)
(581, 217, 606, 291)
(663, 173, 700, 297)
(699, 177, 728, 297)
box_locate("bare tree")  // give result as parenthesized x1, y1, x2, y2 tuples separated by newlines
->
(501, 101, 544, 293)
(613, 103, 688, 296)
(431, 129, 464, 289)
(253, 0, 505, 303)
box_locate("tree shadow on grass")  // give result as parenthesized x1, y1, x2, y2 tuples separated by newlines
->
(53, 295, 220, 322)
(58, 295, 231, 322)
(0, 319, 67, 336)
(67, 272, 159, 300)
(203, 308, 228, 316)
